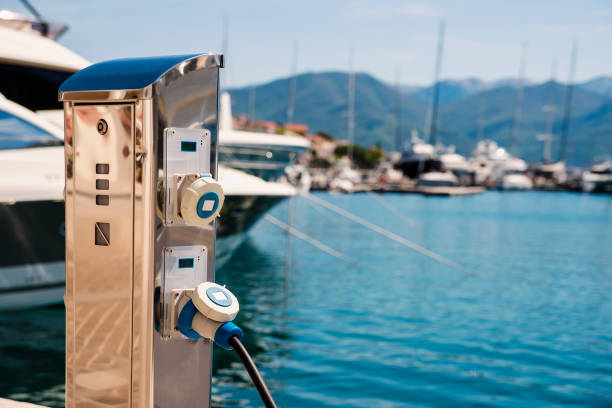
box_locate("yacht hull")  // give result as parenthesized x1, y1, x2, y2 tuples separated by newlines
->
(0, 194, 287, 310)
(395, 158, 443, 179)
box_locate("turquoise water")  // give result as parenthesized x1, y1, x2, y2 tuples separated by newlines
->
(1, 191, 612, 407)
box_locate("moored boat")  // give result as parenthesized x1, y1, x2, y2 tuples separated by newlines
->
(0, 94, 296, 309)
(581, 161, 612, 193)
(0, 10, 304, 309)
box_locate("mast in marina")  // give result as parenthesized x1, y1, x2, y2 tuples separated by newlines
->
(540, 60, 558, 164)
(559, 40, 578, 163)
(393, 67, 402, 152)
(428, 20, 445, 147)
(477, 91, 486, 143)
(286, 41, 298, 124)
(221, 15, 229, 91)
(510, 42, 527, 156)
(248, 85, 256, 123)
(347, 48, 355, 161)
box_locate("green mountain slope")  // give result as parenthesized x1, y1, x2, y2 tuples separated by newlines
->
(229, 72, 428, 149)
(228, 73, 612, 165)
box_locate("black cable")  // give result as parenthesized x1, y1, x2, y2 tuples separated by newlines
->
(229, 335, 278, 408)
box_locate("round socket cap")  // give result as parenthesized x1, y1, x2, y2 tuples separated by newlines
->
(181, 176, 224, 227)
(192, 282, 239, 322)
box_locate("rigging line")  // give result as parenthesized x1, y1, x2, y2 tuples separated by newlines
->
(302, 193, 473, 275)
(365, 191, 420, 230)
(304, 193, 344, 226)
(283, 197, 294, 294)
(264, 214, 358, 265)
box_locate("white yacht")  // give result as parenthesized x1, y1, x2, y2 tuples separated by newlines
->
(395, 134, 443, 179)
(0, 10, 312, 176)
(581, 161, 612, 193)
(500, 157, 533, 191)
(470, 140, 532, 190)
(417, 171, 458, 187)
(438, 145, 477, 185)
(328, 160, 362, 193)
(0, 11, 302, 309)
(0, 93, 296, 309)
(533, 161, 567, 189)
(218, 92, 311, 182)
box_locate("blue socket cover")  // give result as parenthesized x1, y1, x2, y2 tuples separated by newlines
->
(206, 286, 232, 307)
(177, 299, 203, 340)
(196, 191, 220, 219)
(214, 322, 243, 350)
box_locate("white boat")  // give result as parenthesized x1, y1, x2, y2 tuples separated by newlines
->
(396, 134, 475, 186)
(0, 93, 296, 309)
(395, 134, 443, 179)
(0, 12, 301, 309)
(470, 139, 532, 190)
(501, 173, 533, 190)
(367, 162, 404, 185)
(438, 145, 477, 185)
(328, 161, 362, 193)
(218, 92, 311, 182)
(581, 161, 612, 193)
(417, 171, 458, 187)
(533, 161, 567, 189)
(0, 10, 311, 180)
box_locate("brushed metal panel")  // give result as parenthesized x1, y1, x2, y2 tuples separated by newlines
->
(153, 65, 219, 408)
(64, 101, 76, 407)
(70, 104, 134, 407)
(131, 99, 154, 408)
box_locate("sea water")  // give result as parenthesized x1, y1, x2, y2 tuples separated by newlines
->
(1, 191, 611, 407)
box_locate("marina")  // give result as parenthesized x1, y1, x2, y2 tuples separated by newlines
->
(1, 191, 611, 407)
(0, 1, 611, 407)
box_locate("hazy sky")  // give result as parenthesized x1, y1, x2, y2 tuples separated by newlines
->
(5, 0, 612, 87)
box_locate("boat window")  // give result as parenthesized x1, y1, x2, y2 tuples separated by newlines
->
(0, 109, 62, 150)
(0, 63, 72, 111)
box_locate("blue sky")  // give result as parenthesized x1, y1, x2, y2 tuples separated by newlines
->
(5, 0, 612, 87)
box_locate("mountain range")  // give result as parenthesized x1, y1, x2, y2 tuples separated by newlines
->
(228, 73, 612, 166)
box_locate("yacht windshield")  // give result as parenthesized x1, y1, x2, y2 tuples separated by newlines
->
(0, 109, 62, 150)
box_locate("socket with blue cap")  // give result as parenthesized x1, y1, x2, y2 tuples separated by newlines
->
(180, 175, 224, 227)
(174, 283, 277, 406)
(177, 281, 243, 349)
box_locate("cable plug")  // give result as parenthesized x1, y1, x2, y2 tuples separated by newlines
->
(176, 282, 243, 349)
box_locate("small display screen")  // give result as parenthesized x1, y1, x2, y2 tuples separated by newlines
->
(178, 258, 194, 268)
(181, 141, 197, 152)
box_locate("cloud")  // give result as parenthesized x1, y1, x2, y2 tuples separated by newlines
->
(388, 50, 420, 63)
(597, 9, 612, 18)
(352, 2, 440, 19)
(399, 3, 439, 18)
(596, 24, 612, 34)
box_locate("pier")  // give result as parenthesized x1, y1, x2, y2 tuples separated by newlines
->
(0, 399, 45, 407)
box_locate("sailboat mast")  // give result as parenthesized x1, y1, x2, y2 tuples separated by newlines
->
(221, 15, 229, 91)
(510, 42, 527, 156)
(477, 88, 486, 143)
(542, 60, 557, 163)
(348, 48, 355, 161)
(428, 20, 445, 147)
(393, 67, 402, 152)
(248, 86, 256, 123)
(559, 40, 578, 163)
(286, 41, 298, 124)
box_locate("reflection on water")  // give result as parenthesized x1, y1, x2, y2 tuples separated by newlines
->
(213, 191, 612, 407)
(1, 191, 612, 407)
(0, 306, 65, 407)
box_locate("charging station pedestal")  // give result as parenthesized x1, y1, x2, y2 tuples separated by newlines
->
(60, 54, 223, 407)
